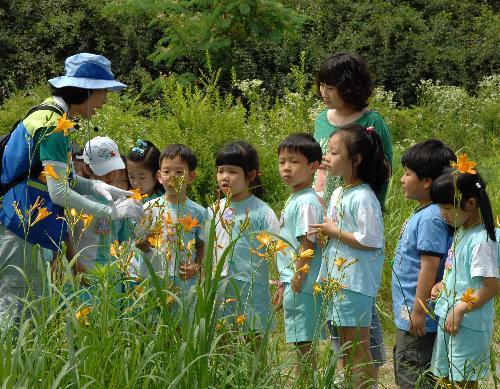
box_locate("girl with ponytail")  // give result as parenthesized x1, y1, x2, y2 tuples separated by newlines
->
(429, 161, 498, 386)
(309, 124, 390, 386)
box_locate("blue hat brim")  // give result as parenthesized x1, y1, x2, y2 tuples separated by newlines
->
(48, 76, 127, 91)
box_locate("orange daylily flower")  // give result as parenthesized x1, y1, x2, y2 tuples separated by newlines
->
(417, 298, 433, 317)
(451, 154, 476, 174)
(297, 263, 310, 274)
(297, 248, 314, 261)
(163, 211, 174, 227)
(186, 238, 196, 252)
(335, 257, 348, 269)
(147, 232, 163, 249)
(110, 240, 121, 257)
(460, 288, 478, 309)
(274, 240, 289, 253)
(221, 187, 231, 196)
(235, 314, 246, 326)
(81, 214, 93, 229)
(31, 207, 52, 226)
(43, 165, 60, 180)
(313, 283, 322, 295)
(179, 214, 199, 232)
(256, 231, 273, 248)
(129, 188, 147, 201)
(75, 306, 93, 325)
(53, 113, 75, 136)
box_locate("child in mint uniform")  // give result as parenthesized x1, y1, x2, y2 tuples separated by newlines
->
(310, 124, 390, 387)
(0, 54, 143, 327)
(135, 144, 205, 306)
(274, 134, 324, 365)
(429, 167, 498, 386)
(209, 141, 279, 333)
(71, 136, 133, 302)
(391, 140, 456, 389)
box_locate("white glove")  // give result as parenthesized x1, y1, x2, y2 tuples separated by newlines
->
(92, 180, 132, 202)
(111, 198, 145, 223)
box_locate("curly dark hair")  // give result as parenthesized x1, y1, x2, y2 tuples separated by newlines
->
(316, 52, 374, 111)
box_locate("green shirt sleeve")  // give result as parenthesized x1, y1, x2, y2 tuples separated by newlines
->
(39, 131, 71, 164)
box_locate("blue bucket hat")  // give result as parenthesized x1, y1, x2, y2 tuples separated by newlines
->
(48, 53, 126, 91)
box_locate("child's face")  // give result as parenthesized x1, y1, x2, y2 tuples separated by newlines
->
(157, 157, 194, 195)
(439, 204, 470, 228)
(400, 167, 431, 201)
(127, 160, 157, 196)
(113, 169, 130, 191)
(319, 82, 346, 110)
(217, 164, 250, 198)
(324, 134, 353, 181)
(278, 148, 317, 192)
(84, 164, 117, 186)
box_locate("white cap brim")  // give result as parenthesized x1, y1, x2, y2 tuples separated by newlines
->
(88, 157, 125, 176)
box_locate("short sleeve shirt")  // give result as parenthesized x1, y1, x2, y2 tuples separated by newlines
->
(276, 188, 324, 293)
(208, 195, 279, 285)
(313, 109, 393, 204)
(318, 184, 384, 297)
(142, 196, 206, 276)
(391, 204, 451, 332)
(434, 225, 499, 331)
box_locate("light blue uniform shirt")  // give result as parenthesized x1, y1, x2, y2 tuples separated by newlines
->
(137, 196, 206, 278)
(210, 195, 279, 286)
(434, 224, 499, 332)
(391, 204, 450, 332)
(277, 187, 324, 294)
(318, 184, 384, 297)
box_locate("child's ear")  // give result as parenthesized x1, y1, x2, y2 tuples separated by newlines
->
(187, 170, 196, 184)
(83, 163, 92, 176)
(422, 177, 433, 190)
(352, 154, 362, 167)
(247, 169, 257, 183)
(463, 197, 477, 211)
(156, 169, 163, 183)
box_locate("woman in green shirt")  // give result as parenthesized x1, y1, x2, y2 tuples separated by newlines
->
(313, 52, 393, 205)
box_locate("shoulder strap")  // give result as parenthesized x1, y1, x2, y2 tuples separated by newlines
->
(0, 104, 65, 196)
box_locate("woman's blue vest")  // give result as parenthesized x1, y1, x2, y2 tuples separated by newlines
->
(0, 104, 69, 251)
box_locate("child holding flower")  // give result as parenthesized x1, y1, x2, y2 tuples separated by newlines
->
(429, 160, 498, 387)
(134, 144, 205, 302)
(309, 124, 390, 387)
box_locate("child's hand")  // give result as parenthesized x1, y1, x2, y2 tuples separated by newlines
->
(431, 282, 444, 301)
(272, 284, 284, 309)
(444, 303, 467, 335)
(409, 310, 426, 337)
(291, 271, 305, 293)
(179, 262, 200, 280)
(135, 239, 151, 253)
(309, 219, 339, 239)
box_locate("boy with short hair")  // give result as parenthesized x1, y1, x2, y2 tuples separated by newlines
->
(274, 133, 324, 364)
(391, 139, 456, 388)
(135, 144, 205, 296)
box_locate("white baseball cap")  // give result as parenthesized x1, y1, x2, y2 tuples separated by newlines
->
(83, 136, 125, 176)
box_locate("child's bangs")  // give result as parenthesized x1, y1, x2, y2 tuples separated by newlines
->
(430, 173, 456, 205)
(216, 146, 245, 170)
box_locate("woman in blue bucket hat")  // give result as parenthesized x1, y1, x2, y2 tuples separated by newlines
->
(0, 53, 144, 327)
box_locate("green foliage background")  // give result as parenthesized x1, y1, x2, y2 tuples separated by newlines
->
(1, 0, 498, 104)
